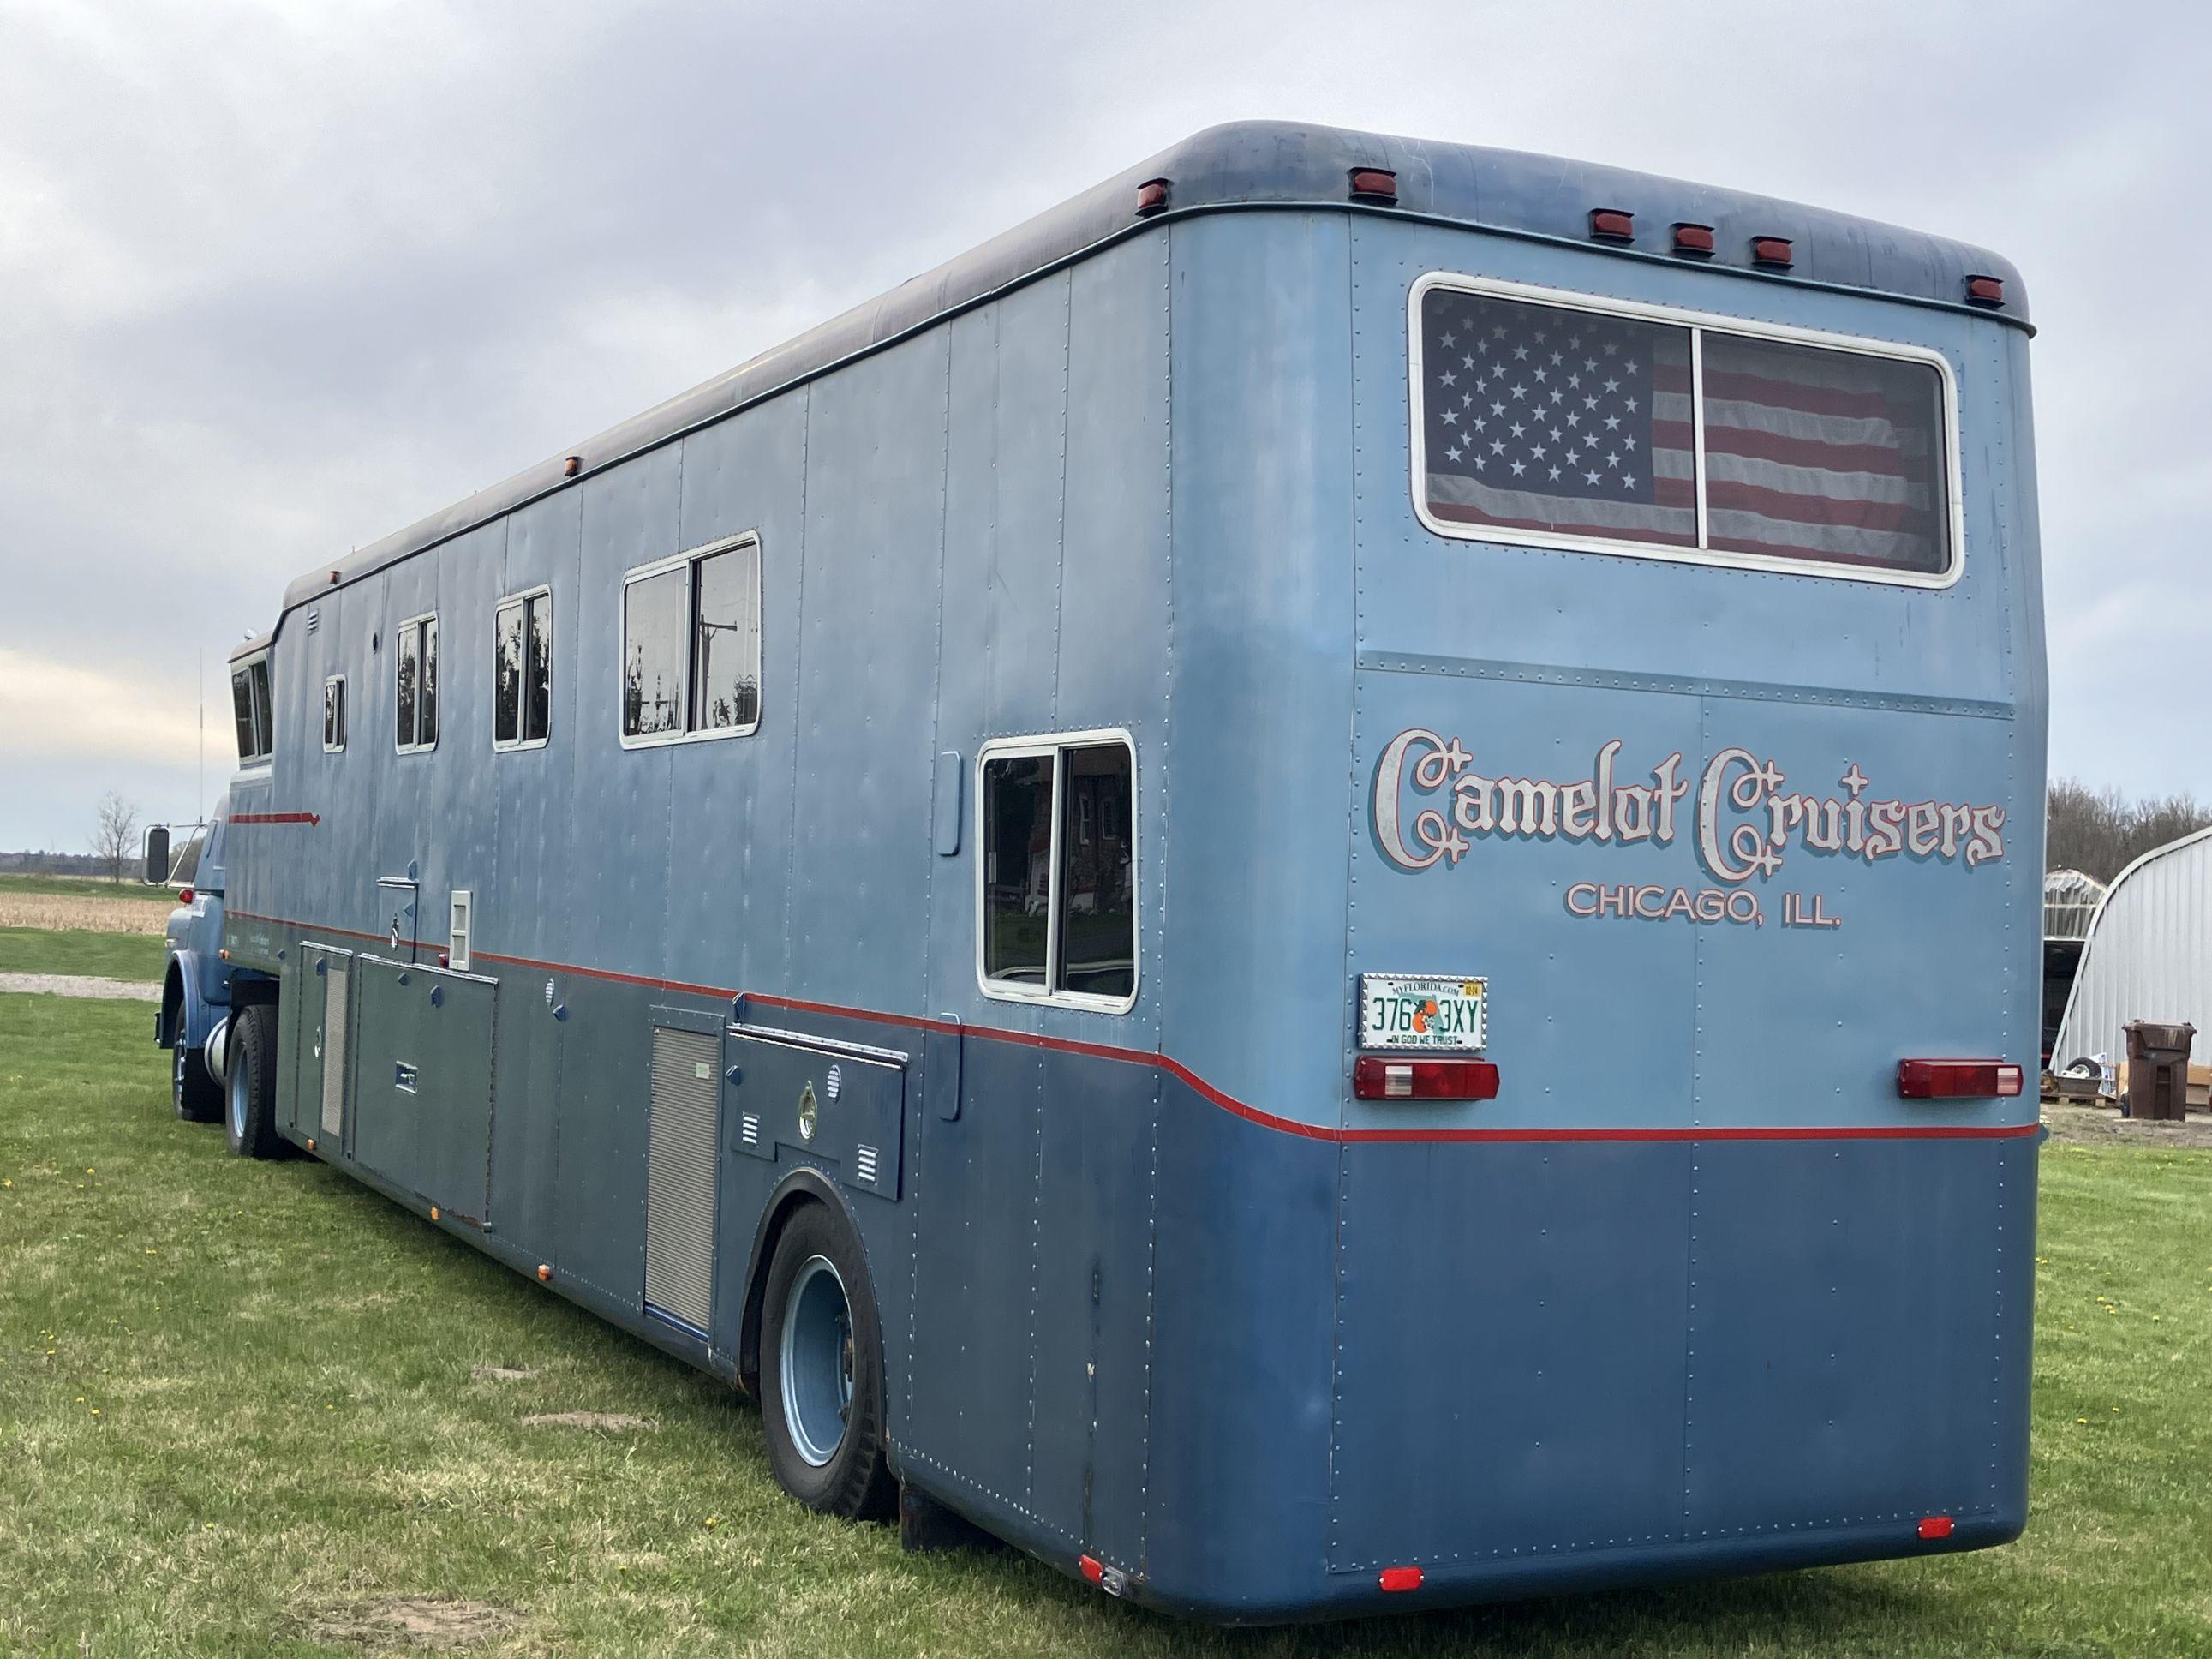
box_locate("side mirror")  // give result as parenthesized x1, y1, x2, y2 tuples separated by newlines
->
(143, 825, 171, 887)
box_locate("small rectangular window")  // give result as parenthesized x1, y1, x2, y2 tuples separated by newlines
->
(622, 534, 762, 745)
(230, 656, 272, 764)
(448, 889, 472, 973)
(396, 614, 439, 753)
(248, 659, 272, 759)
(493, 590, 552, 751)
(323, 676, 347, 752)
(978, 733, 1137, 1011)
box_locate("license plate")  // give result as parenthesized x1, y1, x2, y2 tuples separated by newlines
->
(1358, 974, 1488, 1051)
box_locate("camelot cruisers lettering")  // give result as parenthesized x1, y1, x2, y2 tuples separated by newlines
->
(1372, 729, 2006, 879)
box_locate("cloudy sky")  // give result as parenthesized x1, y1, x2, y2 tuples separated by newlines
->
(2, 0, 2204, 853)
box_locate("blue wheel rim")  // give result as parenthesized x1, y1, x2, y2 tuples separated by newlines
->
(779, 1255, 853, 1467)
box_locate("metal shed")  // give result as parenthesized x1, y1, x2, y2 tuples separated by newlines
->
(2053, 828, 2212, 1068)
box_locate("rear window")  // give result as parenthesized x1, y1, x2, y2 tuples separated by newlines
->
(1414, 280, 1953, 581)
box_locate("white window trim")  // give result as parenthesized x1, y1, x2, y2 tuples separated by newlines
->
(974, 727, 1139, 1015)
(322, 674, 347, 753)
(393, 609, 440, 756)
(492, 584, 553, 753)
(1407, 272, 1967, 590)
(230, 649, 274, 774)
(448, 889, 472, 973)
(618, 533, 764, 750)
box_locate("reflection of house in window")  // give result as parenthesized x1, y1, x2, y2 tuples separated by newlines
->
(980, 737, 1135, 1007)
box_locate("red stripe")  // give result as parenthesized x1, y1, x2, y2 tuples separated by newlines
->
(231, 812, 321, 826)
(226, 908, 2036, 1146)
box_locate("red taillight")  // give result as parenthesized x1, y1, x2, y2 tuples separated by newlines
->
(1378, 1565, 1424, 1592)
(1896, 1059, 2024, 1100)
(437, 949, 451, 969)
(1354, 1056, 1500, 1102)
(1672, 222, 1715, 255)
(1751, 236, 1793, 267)
(1589, 207, 1634, 241)
(1918, 1515, 1955, 1540)
(1348, 167, 1397, 203)
(1078, 1554, 1105, 1584)
(1135, 177, 1169, 216)
(1965, 274, 2005, 306)
(177, 887, 194, 905)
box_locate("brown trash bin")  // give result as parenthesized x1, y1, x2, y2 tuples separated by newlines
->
(2122, 1021, 2197, 1121)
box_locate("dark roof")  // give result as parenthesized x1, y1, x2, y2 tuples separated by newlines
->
(282, 119, 2026, 614)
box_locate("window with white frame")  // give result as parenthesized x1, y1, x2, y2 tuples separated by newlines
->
(394, 613, 439, 753)
(493, 588, 552, 749)
(1412, 277, 1957, 582)
(977, 734, 1136, 1009)
(621, 534, 761, 744)
(323, 675, 347, 752)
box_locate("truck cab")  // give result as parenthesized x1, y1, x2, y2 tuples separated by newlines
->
(152, 809, 234, 1121)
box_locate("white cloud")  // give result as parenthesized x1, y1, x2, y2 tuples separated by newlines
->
(0, 647, 210, 767)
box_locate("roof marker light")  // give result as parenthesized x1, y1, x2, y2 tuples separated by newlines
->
(1378, 1565, 1424, 1592)
(1671, 222, 1715, 256)
(1589, 208, 1634, 242)
(1348, 167, 1397, 203)
(1897, 1059, 2024, 1100)
(1965, 274, 2006, 306)
(1134, 178, 1170, 216)
(563, 455, 582, 477)
(1354, 1056, 1500, 1102)
(1751, 236, 1793, 267)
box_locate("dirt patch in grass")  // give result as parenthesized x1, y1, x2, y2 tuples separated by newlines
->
(2044, 1101, 2212, 1148)
(305, 1596, 518, 1651)
(0, 892, 170, 933)
(471, 1363, 534, 1382)
(522, 1410, 657, 1433)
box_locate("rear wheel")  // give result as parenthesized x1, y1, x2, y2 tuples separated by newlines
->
(760, 1202, 895, 1519)
(173, 1042, 220, 1123)
(224, 1003, 284, 1159)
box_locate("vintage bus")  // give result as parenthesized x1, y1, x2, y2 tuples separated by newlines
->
(179, 121, 2045, 1621)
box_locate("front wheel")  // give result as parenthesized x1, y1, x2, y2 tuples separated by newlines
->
(224, 1003, 284, 1159)
(173, 1042, 220, 1123)
(760, 1201, 895, 1519)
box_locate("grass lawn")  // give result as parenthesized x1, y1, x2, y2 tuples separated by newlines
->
(0, 993, 2208, 1656)
(0, 927, 169, 982)
(0, 873, 178, 904)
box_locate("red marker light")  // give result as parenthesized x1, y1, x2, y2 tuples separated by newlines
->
(177, 887, 194, 905)
(1354, 1056, 1500, 1102)
(1672, 222, 1715, 256)
(1589, 208, 1634, 241)
(1378, 1565, 1424, 1592)
(1751, 236, 1793, 267)
(1918, 1515, 1955, 1540)
(1896, 1059, 2024, 1100)
(1965, 274, 2005, 306)
(1079, 1554, 1105, 1584)
(1348, 167, 1397, 203)
(1134, 178, 1169, 216)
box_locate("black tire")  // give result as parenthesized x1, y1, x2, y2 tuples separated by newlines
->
(759, 1201, 896, 1520)
(173, 1042, 221, 1123)
(224, 1003, 285, 1160)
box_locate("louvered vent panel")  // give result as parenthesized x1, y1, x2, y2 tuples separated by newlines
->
(645, 1027, 720, 1333)
(320, 964, 349, 1138)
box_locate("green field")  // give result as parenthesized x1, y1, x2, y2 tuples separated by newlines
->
(0, 872, 179, 903)
(0, 926, 168, 982)
(1, 993, 2208, 1656)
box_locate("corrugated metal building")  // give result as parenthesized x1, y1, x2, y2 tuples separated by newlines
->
(2052, 828, 2212, 1066)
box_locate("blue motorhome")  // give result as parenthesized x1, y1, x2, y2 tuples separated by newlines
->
(197, 122, 2045, 1622)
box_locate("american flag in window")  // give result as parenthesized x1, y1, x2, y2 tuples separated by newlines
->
(1418, 290, 1699, 549)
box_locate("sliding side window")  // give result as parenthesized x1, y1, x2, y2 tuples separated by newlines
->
(230, 655, 272, 765)
(978, 734, 1136, 1010)
(493, 588, 553, 749)
(621, 534, 762, 745)
(395, 614, 439, 753)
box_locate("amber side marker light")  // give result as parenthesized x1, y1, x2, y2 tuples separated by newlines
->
(1348, 166, 1397, 203)
(1354, 1056, 1500, 1102)
(536, 1264, 552, 1283)
(428, 1205, 440, 1222)
(1897, 1059, 2024, 1100)
(305, 1137, 317, 1153)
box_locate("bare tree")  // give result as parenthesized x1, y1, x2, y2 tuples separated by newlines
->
(2047, 777, 2212, 883)
(91, 793, 139, 884)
